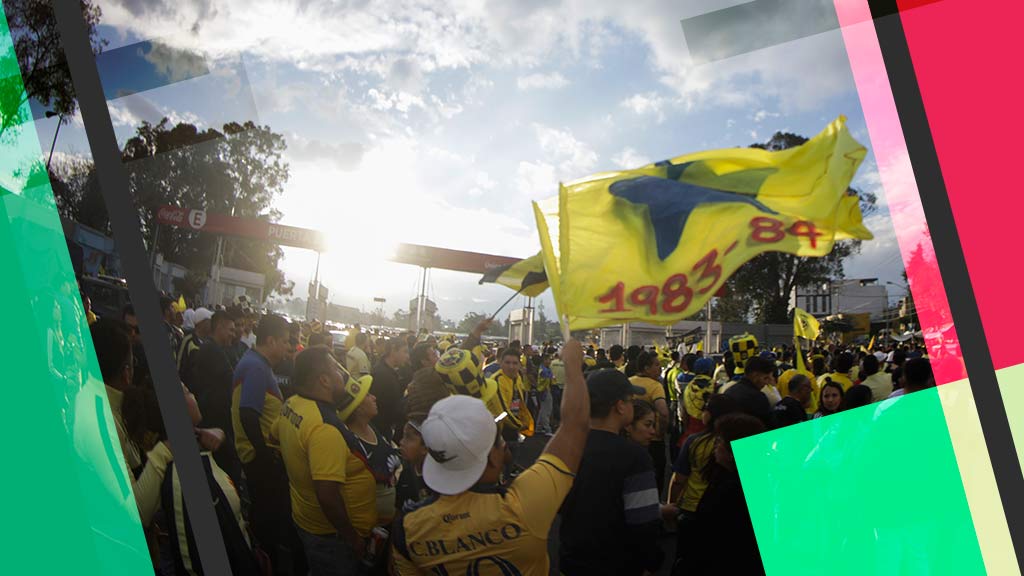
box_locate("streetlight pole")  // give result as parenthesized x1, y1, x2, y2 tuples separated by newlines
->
(45, 111, 63, 172)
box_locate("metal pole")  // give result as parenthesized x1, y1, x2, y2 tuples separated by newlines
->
(416, 266, 427, 332)
(307, 251, 322, 322)
(149, 222, 161, 273)
(705, 298, 712, 352)
(210, 236, 224, 306)
(526, 296, 535, 345)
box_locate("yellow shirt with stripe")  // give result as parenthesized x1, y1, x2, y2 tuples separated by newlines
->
(494, 371, 534, 436)
(630, 375, 668, 430)
(392, 454, 574, 576)
(271, 395, 377, 537)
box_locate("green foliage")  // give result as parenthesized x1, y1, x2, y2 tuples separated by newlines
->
(122, 119, 290, 295)
(457, 311, 506, 337)
(1, 0, 105, 138)
(50, 119, 292, 297)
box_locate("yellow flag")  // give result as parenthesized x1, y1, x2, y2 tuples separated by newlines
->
(696, 340, 704, 352)
(794, 337, 809, 373)
(868, 335, 876, 351)
(478, 252, 549, 298)
(793, 307, 821, 341)
(533, 117, 871, 330)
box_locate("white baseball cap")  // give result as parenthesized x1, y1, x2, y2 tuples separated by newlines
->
(193, 307, 214, 325)
(421, 395, 496, 495)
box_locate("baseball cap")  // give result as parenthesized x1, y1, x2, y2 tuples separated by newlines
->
(193, 307, 213, 325)
(587, 369, 645, 404)
(421, 395, 496, 495)
(694, 357, 715, 376)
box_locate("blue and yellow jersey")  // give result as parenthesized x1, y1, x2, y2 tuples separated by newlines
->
(231, 349, 283, 464)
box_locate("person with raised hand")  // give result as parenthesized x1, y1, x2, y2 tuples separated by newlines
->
(391, 339, 588, 576)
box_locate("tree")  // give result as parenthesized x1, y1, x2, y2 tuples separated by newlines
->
(457, 312, 489, 335)
(118, 119, 291, 296)
(533, 300, 562, 342)
(718, 131, 878, 324)
(2, 0, 106, 138)
(393, 308, 411, 328)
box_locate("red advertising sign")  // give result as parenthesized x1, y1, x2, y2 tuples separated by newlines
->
(156, 205, 327, 251)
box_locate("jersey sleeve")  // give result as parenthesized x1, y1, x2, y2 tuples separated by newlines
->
(509, 453, 575, 535)
(673, 434, 697, 475)
(308, 424, 347, 483)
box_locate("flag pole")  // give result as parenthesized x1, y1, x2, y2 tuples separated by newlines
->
(489, 288, 524, 322)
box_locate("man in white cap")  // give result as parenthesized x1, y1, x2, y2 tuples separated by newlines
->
(391, 339, 587, 575)
(178, 307, 213, 377)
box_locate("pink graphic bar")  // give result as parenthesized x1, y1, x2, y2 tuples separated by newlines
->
(895, 0, 1024, 371)
(834, 0, 966, 384)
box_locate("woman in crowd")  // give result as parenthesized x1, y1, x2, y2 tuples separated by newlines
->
(626, 400, 658, 447)
(814, 380, 845, 419)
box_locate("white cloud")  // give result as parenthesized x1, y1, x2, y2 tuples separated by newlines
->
(515, 161, 557, 199)
(100, 0, 854, 119)
(141, 42, 209, 83)
(285, 133, 365, 171)
(107, 102, 140, 127)
(516, 72, 569, 91)
(468, 171, 496, 197)
(752, 109, 780, 123)
(514, 124, 598, 198)
(611, 147, 651, 169)
(108, 93, 202, 129)
(620, 92, 667, 123)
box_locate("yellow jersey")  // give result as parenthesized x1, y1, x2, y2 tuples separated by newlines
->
(271, 395, 378, 537)
(393, 454, 574, 575)
(494, 371, 534, 436)
(629, 375, 666, 407)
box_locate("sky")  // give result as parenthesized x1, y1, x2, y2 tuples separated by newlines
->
(35, 0, 907, 321)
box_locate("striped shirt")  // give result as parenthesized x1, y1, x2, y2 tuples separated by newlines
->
(559, 430, 663, 576)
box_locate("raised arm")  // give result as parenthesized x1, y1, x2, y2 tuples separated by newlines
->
(541, 339, 588, 473)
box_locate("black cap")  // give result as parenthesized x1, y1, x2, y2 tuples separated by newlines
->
(586, 369, 646, 403)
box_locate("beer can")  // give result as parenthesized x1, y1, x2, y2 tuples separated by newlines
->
(362, 526, 389, 567)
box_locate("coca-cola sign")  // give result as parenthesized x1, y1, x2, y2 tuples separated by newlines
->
(156, 205, 188, 226)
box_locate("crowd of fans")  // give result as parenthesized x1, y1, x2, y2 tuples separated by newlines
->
(82, 289, 935, 576)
